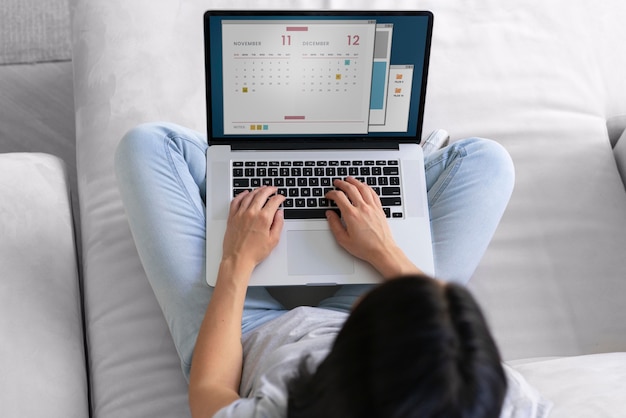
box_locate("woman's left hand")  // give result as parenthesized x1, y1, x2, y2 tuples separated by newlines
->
(221, 186, 286, 273)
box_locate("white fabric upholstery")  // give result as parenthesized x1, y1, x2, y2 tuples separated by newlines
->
(0, 153, 87, 418)
(71, 0, 626, 416)
(511, 353, 626, 417)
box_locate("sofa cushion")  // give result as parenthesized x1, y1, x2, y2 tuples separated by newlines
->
(0, 153, 87, 418)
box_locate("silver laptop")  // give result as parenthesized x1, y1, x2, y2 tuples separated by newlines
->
(204, 10, 435, 286)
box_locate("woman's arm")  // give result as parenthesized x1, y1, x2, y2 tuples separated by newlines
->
(326, 177, 422, 280)
(189, 186, 285, 418)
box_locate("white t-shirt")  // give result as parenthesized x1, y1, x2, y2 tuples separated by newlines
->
(214, 306, 347, 418)
(213, 306, 553, 418)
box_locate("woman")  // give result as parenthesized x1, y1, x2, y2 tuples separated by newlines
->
(115, 123, 515, 417)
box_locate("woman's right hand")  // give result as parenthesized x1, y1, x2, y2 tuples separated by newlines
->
(325, 177, 422, 280)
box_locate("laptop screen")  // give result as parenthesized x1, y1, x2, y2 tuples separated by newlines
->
(204, 11, 433, 144)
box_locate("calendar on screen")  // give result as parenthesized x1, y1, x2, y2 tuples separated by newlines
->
(222, 20, 377, 135)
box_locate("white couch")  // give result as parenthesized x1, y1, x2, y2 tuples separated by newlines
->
(4, 0, 626, 416)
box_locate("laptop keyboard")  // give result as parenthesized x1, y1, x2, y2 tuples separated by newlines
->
(232, 159, 403, 220)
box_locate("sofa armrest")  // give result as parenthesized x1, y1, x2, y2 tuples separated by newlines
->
(0, 153, 88, 418)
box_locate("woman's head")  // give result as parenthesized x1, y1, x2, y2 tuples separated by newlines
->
(288, 275, 507, 418)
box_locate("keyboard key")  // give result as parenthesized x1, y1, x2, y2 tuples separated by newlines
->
(284, 208, 340, 219)
(380, 197, 402, 206)
(382, 187, 401, 196)
(383, 167, 399, 175)
(233, 178, 249, 188)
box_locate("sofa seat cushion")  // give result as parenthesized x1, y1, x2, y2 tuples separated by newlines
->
(0, 153, 87, 418)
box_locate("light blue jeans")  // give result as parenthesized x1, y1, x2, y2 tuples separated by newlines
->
(114, 122, 514, 378)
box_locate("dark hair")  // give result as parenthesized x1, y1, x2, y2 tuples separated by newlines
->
(287, 275, 507, 418)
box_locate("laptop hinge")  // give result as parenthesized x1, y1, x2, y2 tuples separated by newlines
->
(230, 140, 400, 151)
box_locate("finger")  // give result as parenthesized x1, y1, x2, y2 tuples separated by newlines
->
(249, 186, 278, 210)
(331, 178, 362, 206)
(263, 192, 286, 214)
(326, 209, 349, 244)
(345, 176, 376, 205)
(229, 189, 249, 215)
(236, 186, 264, 212)
(367, 184, 383, 208)
(334, 177, 369, 206)
(326, 187, 353, 212)
(269, 207, 285, 241)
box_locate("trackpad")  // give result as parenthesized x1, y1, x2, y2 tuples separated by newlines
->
(287, 230, 354, 276)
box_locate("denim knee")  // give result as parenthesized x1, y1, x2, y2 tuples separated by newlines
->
(453, 137, 515, 195)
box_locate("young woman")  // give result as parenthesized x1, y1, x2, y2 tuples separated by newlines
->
(115, 123, 515, 417)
